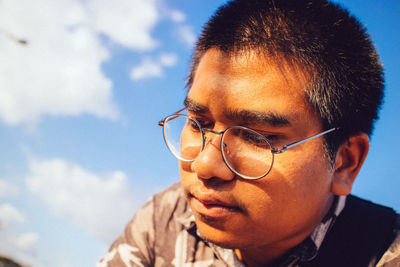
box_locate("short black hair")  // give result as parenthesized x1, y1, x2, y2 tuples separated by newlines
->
(186, 0, 384, 163)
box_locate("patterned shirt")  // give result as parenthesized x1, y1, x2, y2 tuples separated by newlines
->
(97, 182, 400, 267)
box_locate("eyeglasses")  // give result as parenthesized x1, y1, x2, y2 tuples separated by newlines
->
(159, 108, 338, 180)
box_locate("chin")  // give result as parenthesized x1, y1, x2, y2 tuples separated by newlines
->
(195, 217, 249, 249)
(199, 231, 239, 249)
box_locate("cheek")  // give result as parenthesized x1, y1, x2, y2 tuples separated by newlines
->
(242, 151, 333, 224)
(180, 160, 192, 174)
(179, 162, 190, 183)
(273, 144, 332, 191)
(179, 162, 198, 197)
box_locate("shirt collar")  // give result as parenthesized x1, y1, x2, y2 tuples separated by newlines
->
(281, 195, 347, 266)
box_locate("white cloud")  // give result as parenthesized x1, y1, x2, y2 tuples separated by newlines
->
(0, 231, 41, 267)
(26, 158, 137, 243)
(0, 0, 119, 128)
(0, 203, 26, 226)
(130, 53, 178, 81)
(86, 0, 159, 51)
(170, 10, 186, 23)
(160, 53, 178, 67)
(0, 0, 165, 128)
(130, 58, 164, 81)
(0, 203, 40, 266)
(14, 232, 39, 251)
(0, 179, 19, 198)
(163, 8, 196, 48)
(177, 25, 197, 47)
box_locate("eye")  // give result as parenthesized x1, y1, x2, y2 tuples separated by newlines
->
(193, 117, 213, 129)
(186, 118, 201, 131)
(227, 128, 268, 148)
(264, 134, 279, 141)
(241, 130, 267, 144)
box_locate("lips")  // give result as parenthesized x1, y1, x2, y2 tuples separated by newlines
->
(189, 190, 241, 219)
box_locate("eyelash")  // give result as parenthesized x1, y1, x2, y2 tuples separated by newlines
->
(195, 120, 280, 140)
(264, 134, 279, 140)
(196, 119, 213, 128)
(188, 114, 282, 141)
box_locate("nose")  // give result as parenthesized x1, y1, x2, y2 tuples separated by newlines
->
(191, 132, 235, 181)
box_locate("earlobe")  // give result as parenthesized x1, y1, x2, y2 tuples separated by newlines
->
(331, 134, 369, 196)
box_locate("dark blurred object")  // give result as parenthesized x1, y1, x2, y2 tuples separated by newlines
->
(17, 39, 28, 45)
(0, 28, 28, 45)
(0, 256, 23, 267)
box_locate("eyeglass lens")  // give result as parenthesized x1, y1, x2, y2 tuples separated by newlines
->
(163, 114, 274, 179)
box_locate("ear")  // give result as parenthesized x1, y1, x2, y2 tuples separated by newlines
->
(331, 134, 369, 196)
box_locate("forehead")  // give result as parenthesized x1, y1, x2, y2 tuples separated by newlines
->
(188, 49, 318, 125)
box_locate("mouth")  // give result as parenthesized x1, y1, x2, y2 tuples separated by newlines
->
(189, 192, 241, 219)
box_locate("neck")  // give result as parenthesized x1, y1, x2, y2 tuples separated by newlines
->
(234, 216, 325, 266)
(235, 195, 336, 266)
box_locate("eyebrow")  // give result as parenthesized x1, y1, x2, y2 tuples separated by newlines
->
(184, 97, 291, 127)
(184, 97, 210, 114)
(224, 109, 291, 127)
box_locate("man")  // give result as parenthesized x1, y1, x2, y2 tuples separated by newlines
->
(98, 0, 399, 266)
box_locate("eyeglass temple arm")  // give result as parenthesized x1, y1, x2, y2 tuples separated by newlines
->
(272, 127, 338, 154)
(158, 107, 187, 126)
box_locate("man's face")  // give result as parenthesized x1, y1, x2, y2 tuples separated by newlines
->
(180, 49, 335, 251)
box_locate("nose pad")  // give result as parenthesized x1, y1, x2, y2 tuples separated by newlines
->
(191, 132, 235, 181)
(203, 134, 220, 150)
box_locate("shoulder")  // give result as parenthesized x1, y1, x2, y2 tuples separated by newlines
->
(128, 181, 188, 227)
(376, 214, 400, 267)
(129, 181, 189, 236)
(150, 181, 193, 243)
(152, 181, 187, 213)
(98, 182, 190, 266)
(133, 181, 186, 223)
(311, 195, 398, 266)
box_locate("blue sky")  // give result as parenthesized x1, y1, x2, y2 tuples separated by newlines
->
(0, 0, 398, 266)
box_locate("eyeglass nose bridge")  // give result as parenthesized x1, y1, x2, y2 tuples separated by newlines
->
(201, 128, 225, 148)
(202, 128, 224, 135)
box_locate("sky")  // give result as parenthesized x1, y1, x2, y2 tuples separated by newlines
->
(0, 0, 398, 266)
